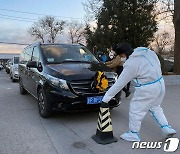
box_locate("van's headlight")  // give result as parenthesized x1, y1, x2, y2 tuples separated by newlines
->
(46, 74, 69, 90)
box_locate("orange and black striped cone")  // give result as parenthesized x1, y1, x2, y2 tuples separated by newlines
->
(92, 102, 118, 144)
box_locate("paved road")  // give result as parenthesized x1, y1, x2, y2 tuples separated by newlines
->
(0, 70, 179, 154)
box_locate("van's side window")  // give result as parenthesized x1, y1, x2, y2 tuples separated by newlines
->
(20, 50, 25, 64)
(32, 46, 40, 62)
(24, 47, 33, 62)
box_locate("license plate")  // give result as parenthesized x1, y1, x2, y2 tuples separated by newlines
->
(87, 96, 104, 104)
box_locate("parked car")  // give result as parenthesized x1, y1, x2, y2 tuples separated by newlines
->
(10, 56, 19, 82)
(164, 58, 174, 72)
(0, 64, 3, 70)
(19, 43, 120, 118)
(5, 60, 11, 74)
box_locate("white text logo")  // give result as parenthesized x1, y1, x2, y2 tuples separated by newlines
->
(164, 138, 179, 152)
(132, 138, 179, 152)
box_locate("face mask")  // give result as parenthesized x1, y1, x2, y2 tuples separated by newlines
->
(109, 51, 115, 59)
(109, 54, 114, 59)
(121, 57, 127, 62)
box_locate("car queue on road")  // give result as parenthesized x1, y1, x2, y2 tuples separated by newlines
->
(4, 56, 20, 82)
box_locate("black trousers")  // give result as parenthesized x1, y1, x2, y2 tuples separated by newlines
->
(122, 82, 131, 93)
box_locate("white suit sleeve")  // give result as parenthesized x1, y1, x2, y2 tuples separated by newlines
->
(102, 58, 139, 103)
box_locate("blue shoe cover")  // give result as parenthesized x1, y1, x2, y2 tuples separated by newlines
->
(120, 131, 141, 142)
(161, 125, 176, 138)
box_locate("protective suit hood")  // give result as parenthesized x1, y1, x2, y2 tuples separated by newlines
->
(130, 47, 148, 57)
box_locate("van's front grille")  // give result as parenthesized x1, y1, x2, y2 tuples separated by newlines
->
(70, 78, 115, 95)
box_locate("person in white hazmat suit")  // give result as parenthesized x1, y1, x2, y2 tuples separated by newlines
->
(102, 43, 176, 142)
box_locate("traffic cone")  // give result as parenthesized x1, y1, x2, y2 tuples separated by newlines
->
(92, 102, 118, 144)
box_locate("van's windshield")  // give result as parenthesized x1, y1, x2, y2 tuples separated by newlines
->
(41, 44, 99, 64)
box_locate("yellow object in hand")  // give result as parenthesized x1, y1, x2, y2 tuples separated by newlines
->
(95, 71, 108, 91)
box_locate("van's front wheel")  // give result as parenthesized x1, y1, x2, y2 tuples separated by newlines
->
(38, 89, 52, 118)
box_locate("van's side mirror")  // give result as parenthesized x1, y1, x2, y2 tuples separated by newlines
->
(27, 61, 37, 68)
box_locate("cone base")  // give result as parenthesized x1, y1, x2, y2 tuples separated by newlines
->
(92, 134, 118, 145)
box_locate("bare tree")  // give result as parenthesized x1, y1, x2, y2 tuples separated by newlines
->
(151, 31, 174, 55)
(153, 0, 180, 74)
(83, 0, 103, 22)
(67, 21, 85, 44)
(155, 0, 174, 22)
(28, 16, 65, 43)
(174, 0, 180, 74)
(28, 25, 45, 43)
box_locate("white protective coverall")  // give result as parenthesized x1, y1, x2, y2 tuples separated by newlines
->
(102, 47, 176, 141)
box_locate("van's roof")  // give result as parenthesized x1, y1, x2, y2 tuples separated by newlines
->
(24, 42, 84, 49)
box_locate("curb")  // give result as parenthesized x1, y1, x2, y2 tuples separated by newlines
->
(163, 75, 180, 86)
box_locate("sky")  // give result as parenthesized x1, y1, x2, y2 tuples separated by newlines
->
(0, 0, 174, 54)
(0, 0, 87, 53)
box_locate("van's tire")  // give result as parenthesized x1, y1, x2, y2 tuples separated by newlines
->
(38, 89, 53, 118)
(19, 78, 27, 95)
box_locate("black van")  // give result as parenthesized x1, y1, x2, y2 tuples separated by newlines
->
(19, 43, 120, 118)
